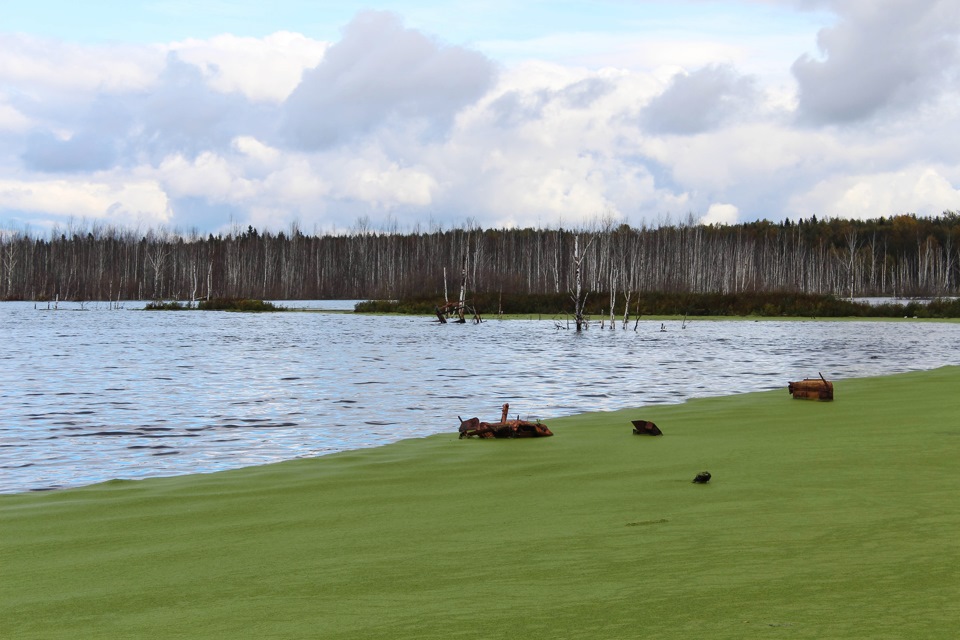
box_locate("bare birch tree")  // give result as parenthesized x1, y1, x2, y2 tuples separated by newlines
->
(570, 233, 595, 331)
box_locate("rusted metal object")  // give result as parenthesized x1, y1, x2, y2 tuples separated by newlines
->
(458, 403, 553, 439)
(788, 373, 834, 401)
(631, 420, 663, 436)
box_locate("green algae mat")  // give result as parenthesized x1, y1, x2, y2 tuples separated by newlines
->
(3, 367, 959, 639)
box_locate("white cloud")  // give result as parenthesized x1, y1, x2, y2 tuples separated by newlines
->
(259, 158, 331, 208)
(2, 5, 960, 234)
(336, 161, 437, 208)
(232, 136, 281, 164)
(170, 32, 328, 103)
(421, 66, 664, 224)
(0, 34, 161, 95)
(644, 124, 835, 191)
(702, 203, 740, 225)
(157, 152, 253, 202)
(0, 100, 31, 132)
(0, 176, 171, 225)
(790, 167, 960, 220)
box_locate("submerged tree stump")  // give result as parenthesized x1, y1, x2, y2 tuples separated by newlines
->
(435, 300, 482, 324)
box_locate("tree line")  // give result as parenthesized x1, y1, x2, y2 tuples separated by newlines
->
(1, 213, 959, 304)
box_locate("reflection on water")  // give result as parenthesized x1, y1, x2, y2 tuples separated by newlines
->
(1, 301, 957, 493)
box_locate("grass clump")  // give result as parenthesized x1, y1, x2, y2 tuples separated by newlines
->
(143, 298, 283, 311)
(2, 366, 959, 638)
(198, 297, 284, 312)
(143, 300, 187, 310)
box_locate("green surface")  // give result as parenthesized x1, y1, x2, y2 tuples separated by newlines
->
(3, 367, 959, 639)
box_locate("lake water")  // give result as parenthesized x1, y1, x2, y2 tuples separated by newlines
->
(2, 301, 957, 494)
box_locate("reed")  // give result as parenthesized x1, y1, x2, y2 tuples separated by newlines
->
(355, 291, 960, 318)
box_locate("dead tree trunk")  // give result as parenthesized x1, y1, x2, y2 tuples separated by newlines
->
(608, 269, 617, 330)
(622, 289, 633, 329)
(570, 234, 594, 332)
(458, 252, 467, 323)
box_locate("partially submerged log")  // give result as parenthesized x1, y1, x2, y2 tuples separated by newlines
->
(435, 300, 482, 324)
(788, 373, 834, 401)
(458, 403, 553, 439)
(631, 420, 663, 436)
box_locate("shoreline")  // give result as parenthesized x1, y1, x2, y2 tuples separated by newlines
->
(422, 313, 960, 323)
(6, 298, 959, 321)
(3, 366, 959, 638)
(4, 347, 954, 496)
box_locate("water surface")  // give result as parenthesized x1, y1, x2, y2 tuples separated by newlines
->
(2, 301, 957, 493)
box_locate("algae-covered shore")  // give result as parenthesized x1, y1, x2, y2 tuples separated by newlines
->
(3, 367, 959, 639)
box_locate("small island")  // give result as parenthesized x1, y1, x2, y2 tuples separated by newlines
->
(144, 298, 285, 312)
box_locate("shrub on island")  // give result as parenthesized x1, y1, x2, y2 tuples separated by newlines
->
(144, 298, 284, 312)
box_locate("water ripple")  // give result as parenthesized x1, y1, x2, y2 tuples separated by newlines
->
(1, 301, 958, 493)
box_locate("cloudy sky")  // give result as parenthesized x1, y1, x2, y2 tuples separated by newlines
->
(1, 1, 959, 234)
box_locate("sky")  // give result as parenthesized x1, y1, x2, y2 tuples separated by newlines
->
(1, 0, 959, 235)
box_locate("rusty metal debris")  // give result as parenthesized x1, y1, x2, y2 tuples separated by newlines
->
(788, 373, 834, 401)
(631, 419, 663, 436)
(458, 403, 553, 439)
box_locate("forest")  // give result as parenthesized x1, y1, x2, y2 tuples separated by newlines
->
(2, 213, 959, 312)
